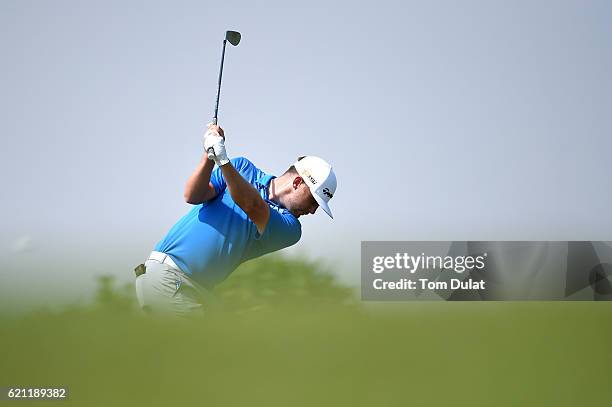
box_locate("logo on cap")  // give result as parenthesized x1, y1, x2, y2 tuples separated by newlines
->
(302, 169, 317, 185)
(323, 188, 333, 198)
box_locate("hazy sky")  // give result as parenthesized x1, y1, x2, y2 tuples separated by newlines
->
(1, 0, 611, 304)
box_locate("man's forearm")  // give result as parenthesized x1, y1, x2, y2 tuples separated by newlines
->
(184, 154, 216, 203)
(220, 162, 263, 212)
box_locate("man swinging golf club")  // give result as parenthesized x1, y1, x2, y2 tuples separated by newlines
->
(134, 31, 337, 315)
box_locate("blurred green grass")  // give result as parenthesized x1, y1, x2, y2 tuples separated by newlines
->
(1, 255, 611, 406)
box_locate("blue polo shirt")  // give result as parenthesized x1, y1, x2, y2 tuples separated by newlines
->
(154, 157, 302, 288)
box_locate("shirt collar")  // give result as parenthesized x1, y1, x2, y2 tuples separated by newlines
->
(256, 173, 295, 216)
(256, 174, 275, 202)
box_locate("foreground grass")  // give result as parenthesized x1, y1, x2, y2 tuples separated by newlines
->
(1, 257, 611, 406)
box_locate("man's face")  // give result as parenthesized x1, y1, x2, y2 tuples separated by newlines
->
(287, 177, 319, 218)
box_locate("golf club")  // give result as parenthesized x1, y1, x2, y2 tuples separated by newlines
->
(208, 30, 240, 159)
(212, 30, 241, 125)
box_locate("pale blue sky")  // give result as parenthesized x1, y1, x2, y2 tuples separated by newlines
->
(1, 0, 611, 305)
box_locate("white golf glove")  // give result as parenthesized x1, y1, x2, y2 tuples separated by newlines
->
(203, 128, 230, 166)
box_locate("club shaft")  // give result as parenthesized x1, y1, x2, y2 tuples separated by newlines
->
(213, 40, 228, 125)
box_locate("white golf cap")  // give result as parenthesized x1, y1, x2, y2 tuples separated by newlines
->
(294, 156, 337, 219)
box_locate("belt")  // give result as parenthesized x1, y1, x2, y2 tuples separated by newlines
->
(147, 251, 213, 299)
(138, 251, 215, 302)
(148, 251, 181, 271)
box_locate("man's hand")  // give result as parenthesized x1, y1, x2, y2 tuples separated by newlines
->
(203, 124, 229, 166)
(205, 123, 225, 139)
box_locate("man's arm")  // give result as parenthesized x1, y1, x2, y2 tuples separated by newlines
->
(183, 154, 217, 204)
(183, 124, 224, 204)
(220, 163, 270, 235)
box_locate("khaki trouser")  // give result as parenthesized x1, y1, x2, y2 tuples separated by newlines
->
(134, 258, 207, 317)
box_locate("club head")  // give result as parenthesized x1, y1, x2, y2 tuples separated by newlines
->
(225, 30, 241, 46)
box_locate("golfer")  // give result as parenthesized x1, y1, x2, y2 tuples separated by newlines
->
(134, 124, 337, 315)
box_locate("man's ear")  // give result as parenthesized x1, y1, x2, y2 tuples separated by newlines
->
(293, 176, 303, 189)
